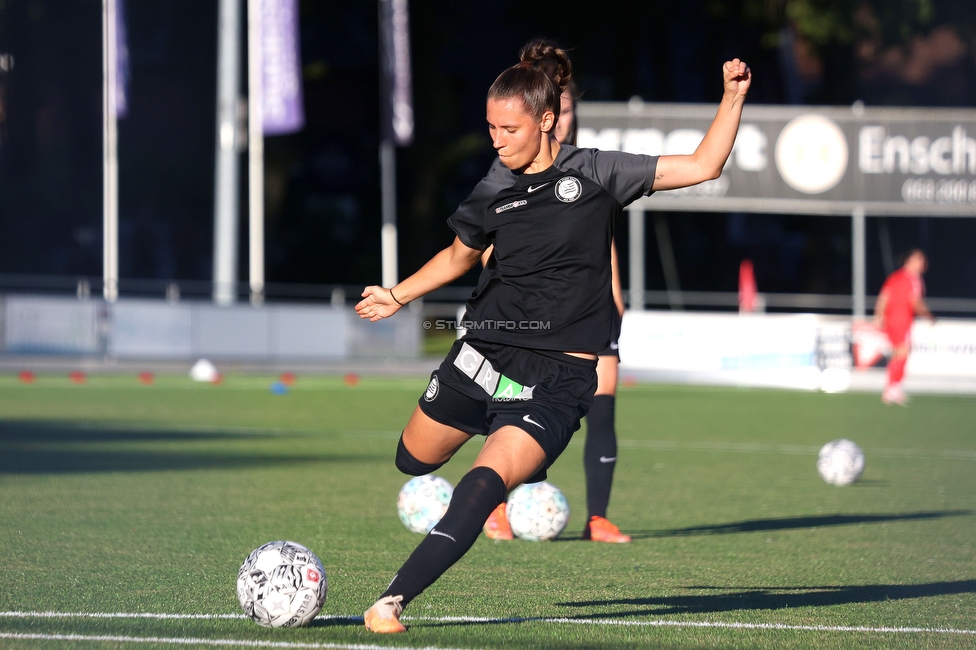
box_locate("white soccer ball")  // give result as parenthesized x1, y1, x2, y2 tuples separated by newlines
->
(237, 540, 328, 628)
(397, 475, 453, 534)
(817, 439, 865, 486)
(506, 481, 570, 541)
(189, 358, 219, 382)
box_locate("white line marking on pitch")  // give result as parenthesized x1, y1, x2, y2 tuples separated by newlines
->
(0, 632, 465, 650)
(0, 611, 245, 620)
(1, 611, 974, 636)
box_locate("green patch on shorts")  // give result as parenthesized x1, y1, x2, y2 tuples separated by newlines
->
(493, 375, 524, 399)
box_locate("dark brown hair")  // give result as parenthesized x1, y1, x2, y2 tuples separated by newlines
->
(488, 38, 573, 123)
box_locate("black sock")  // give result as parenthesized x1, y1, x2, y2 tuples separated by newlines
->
(583, 394, 617, 520)
(381, 466, 507, 607)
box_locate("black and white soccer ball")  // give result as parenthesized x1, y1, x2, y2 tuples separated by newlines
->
(506, 481, 570, 541)
(397, 475, 453, 534)
(817, 439, 865, 486)
(237, 540, 328, 628)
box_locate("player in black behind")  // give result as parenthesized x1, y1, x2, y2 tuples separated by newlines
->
(356, 39, 751, 633)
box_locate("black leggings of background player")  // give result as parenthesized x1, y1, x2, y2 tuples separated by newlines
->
(584, 307, 622, 526)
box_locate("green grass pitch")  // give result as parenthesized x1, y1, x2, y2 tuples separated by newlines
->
(0, 372, 973, 649)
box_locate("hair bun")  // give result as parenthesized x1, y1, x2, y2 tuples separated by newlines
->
(518, 38, 572, 91)
(487, 38, 573, 123)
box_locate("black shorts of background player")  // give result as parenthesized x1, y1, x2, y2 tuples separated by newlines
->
(355, 37, 752, 633)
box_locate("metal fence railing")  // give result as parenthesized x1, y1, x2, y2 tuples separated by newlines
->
(2, 274, 975, 316)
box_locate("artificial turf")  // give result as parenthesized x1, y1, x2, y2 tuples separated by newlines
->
(0, 372, 973, 649)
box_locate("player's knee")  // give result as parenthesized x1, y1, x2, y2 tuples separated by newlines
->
(395, 434, 445, 476)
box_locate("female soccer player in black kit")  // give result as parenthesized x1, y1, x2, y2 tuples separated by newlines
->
(356, 39, 751, 633)
(480, 71, 631, 543)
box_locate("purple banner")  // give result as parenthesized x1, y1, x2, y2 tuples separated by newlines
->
(260, 0, 304, 135)
(379, 0, 413, 145)
(115, 0, 129, 118)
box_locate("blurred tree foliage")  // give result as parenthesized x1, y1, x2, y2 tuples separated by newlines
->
(707, 0, 976, 50)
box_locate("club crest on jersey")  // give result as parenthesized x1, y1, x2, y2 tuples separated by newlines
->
(424, 375, 439, 402)
(495, 199, 527, 214)
(555, 177, 582, 202)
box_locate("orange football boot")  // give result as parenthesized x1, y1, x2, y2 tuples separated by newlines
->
(483, 503, 514, 540)
(363, 595, 406, 633)
(582, 516, 631, 543)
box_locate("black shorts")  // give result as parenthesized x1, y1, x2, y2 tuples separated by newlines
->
(418, 339, 598, 480)
(597, 309, 622, 358)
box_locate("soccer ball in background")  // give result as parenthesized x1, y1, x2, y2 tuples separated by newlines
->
(237, 540, 328, 628)
(817, 439, 866, 486)
(506, 481, 570, 541)
(397, 475, 453, 534)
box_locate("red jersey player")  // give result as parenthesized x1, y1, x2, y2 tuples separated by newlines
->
(872, 249, 935, 405)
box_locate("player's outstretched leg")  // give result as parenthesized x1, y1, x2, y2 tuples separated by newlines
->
(364, 466, 507, 632)
(582, 394, 630, 543)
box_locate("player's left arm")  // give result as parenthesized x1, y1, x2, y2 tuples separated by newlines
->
(481, 244, 494, 268)
(652, 59, 751, 191)
(610, 239, 624, 317)
(913, 297, 935, 323)
(357, 237, 482, 321)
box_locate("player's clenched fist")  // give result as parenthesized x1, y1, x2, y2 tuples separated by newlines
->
(723, 58, 752, 101)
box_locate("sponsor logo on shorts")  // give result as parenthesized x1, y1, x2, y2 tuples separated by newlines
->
(453, 343, 485, 379)
(493, 375, 535, 401)
(453, 342, 536, 401)
(495, 199, 527, 214)
(599, 456, 616, 463)
(555, 176, 582, 202)
(424, 375, 439, 402)
(609, 341, 619, 350)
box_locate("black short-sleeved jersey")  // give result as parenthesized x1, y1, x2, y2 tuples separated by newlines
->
(447, 145, 658, 353)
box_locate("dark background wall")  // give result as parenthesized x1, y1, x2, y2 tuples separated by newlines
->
(0, 0, 974, 299)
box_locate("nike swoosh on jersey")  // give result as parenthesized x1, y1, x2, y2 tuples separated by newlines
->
(599, 456, 617, 463)
(526, 182, 552, 193)
(522, 414, 545, 429)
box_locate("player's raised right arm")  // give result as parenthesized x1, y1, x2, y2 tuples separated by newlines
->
(652, 59, 751, 191)
(356, 237, 483, 322)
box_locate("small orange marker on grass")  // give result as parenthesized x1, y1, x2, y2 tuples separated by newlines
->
(138, 371, 155, 385)
(18, 370, 35, 384)
(279, 372, 297, 386)
(343, 373, 360, 387)
(69, 371, 87, 384)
